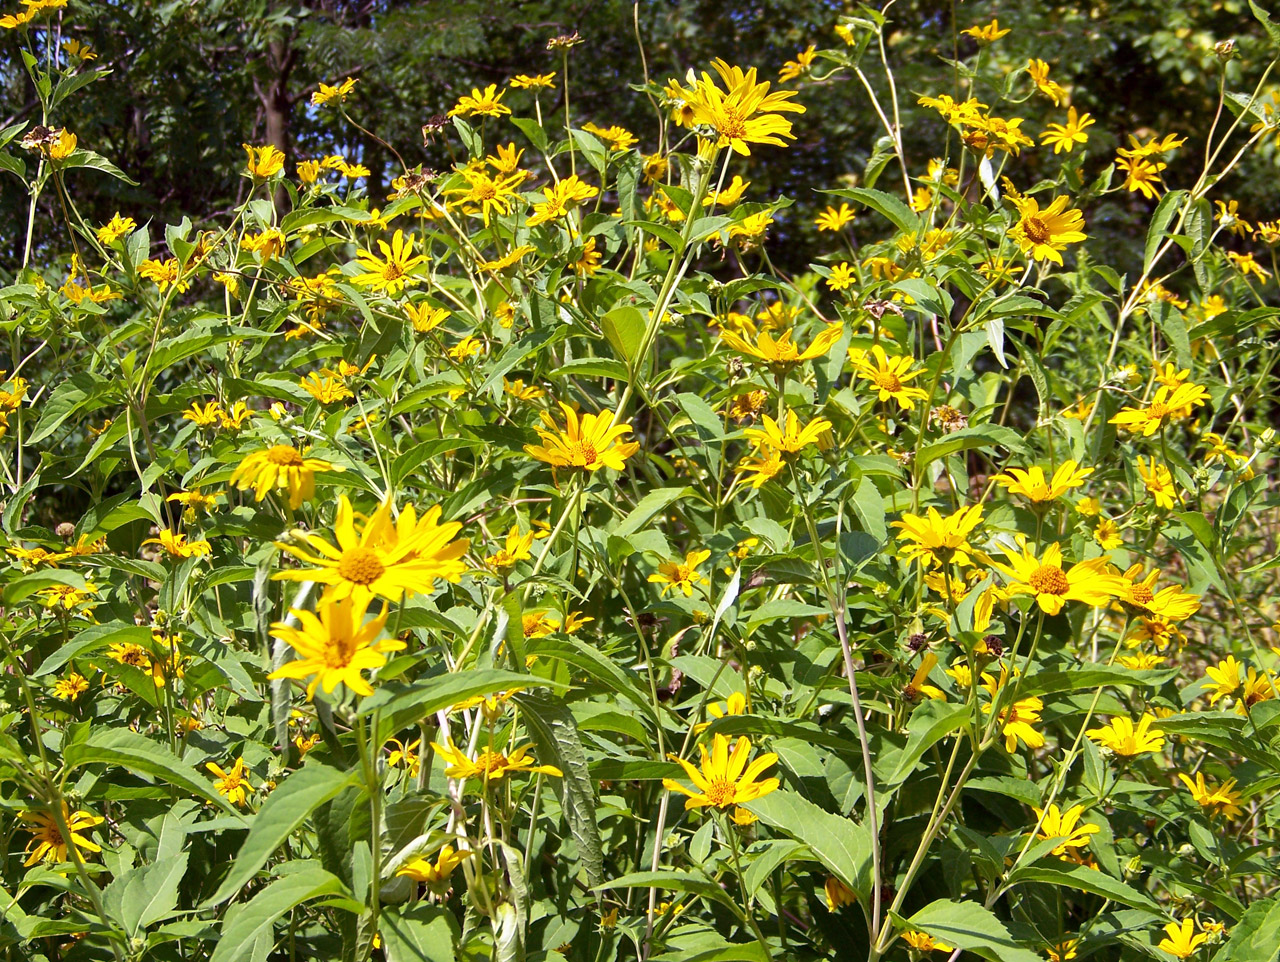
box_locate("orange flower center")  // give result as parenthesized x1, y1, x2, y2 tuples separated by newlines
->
(266, 445, 304, 466)
(704, 778, 737, 807)
(1147, 402, 1169, 420)
(872, 371, 903, 393)
(337, 547, 386, 586)
(474, 750, 508, 774)
(1028, 564, 1070, 595)
(1022, 215, 1051, 245)
(570, 439, 599, 466)
(1129, 584, 1154, 605)
(382, 262, 405, 281)
(715, 109, 748, 142)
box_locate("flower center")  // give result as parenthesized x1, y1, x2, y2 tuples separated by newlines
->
(872, 371, 904, 393)
(382, 262, 404, 281)
(1129, 584, 1154, 605)
(266, 445, 304, 466)
(1023, 215, 1052, 245)
(337, 547, 386, 586)
(1028, 564, 1070, 595)
(474, 750, 508, 774)
(715, 109, 748, 141)
(704, 778, 737, 807)
(1147, 402, 1169, 420)
(570, 439, 599, 466)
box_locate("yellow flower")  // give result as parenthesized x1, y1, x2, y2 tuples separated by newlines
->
(1008, 195, 1087, 265)
(524, 402, 640, 472)
(737, 448, 786, 488)
(572, 236, 602, 276)
(138, 257, 188, 292)
(826, 261, 856, 291)
(891, 504, 983, 569)
(677, 58, 806, 156)
(1040, 107, 1095, 154)
(961, 19, 1010, 43)
(581, 122, 637, 152)
(1086, 713, 1165, 756)
(7, 544, 68, 569)
(720, 324, 842, 371)
(299, 372, 354, 405)
(446, 166, 526, 224)
(96, 212, 136, 245)
(904, 652, 946, 701)
(1178, 772, 1243, 818)
(649, 549, 711, 597)
(352, 229, 426, 295)
(268, 592, 400, 699)
(1112, 564, 1200, 621)
(1119, 652, 1164, 670)
(52, 672, 90, 700)
(850, 345, 930, 410)
(182, 400, 224, 427)
(1136, 456, 1177, 509)
(144, 530, 212, 559)
(704, 174, 750, 207)
(902, 931, 953, 953)
(273, 494, 468, 602)
(1027, 59, 1066, 105)
(1157, 918, 1209, 959)
(985, 692, 1045, 753)
(1215, 199, 1253, 236)
(1238, 667, 1276, 715)
(386, 738, 421, 775)
(695, 691, 749, 734)
(510, 72, 555, 89)
(1116, 155, 1166, 200)
(206, 757, 253, 807)
(311, 77, 357, 106)
(243, 143, 285, 179)
(296, 159, 321, 184)
(447, 335, 483, 361)
(1033, 804, 1100, 856)
(38, 581, 99, 611)
(430, 738, 562, 781)
(743, 409, 832, 455)
(824, 876, 857, 911)
(778, 44, 816, 82)
(523, 611, 560, 638)
(815, 203, 855, 231)
(61, 37, 95, 60)
(504, 378, 544, 401)
(487, 525, 535, 570)
(46, 128, 77, 160)
(1111, 383, 1208, 435)
(663, 733, 780, 810)
(240, 228, 286, 260)
(230, 445, 333, 510)
(1090, 518, 1122, 551)
(993, 460, 1092, 502)
(1046, 938, 1079, 962)
(396, 844, 473, 886)
(527, 174, 599, 226)
(994, 540, 1121, 616)
(20, 802, 104, 866)
(448, 84, 510, 118)
(1226, 250, 1271, 281)
(406, 302, 450, 333)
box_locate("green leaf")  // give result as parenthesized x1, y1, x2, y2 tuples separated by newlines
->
(2, 568, 87, 605)
(379, 904, 458, 962)
(103, 853, 188, 937)
(63, 728, 241, 814)
(742, 790, 873, 902)
(597, 870, 740, 911)
(528, 638, 658, 723)
(612, 486, 690, 538)
(916, 424, 1027, 473)
(27, 373, 113, 444)
(208, 865, 350, 962)
(58, 148, 139, 185)
(552, 357, 629, 380)
(602, 305, 646, 364)
(203, 765, 355, 907)
(34, 622, 150, 677)
(1218, 896, 1280, 961)
(1016, 666, 1177, 699)
(1145, 189, 1187, 273)
(1007, 861, 1161, 913)
(882, 701, 969, 787)
(390, 438, 484, 487)
(1251, 0, 1280, 47)
(828, 187, 919, 235)
(903, 899, 1041, 962)
(514, 693, 605, 891)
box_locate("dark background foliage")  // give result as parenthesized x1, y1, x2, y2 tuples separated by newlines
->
(3, 0, 1277, 276)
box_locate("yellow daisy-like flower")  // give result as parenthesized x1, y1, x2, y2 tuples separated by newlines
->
(182, 400, 224, 427)
(527, 174, 599, 226)
(430, 738, 562, 781)
(850, 345, 929, 410)
(743, 409, 832, 455)
(778, 44, 816, 82)
(719, 324, 842, 371)
(1157, 918, 1209, 959)
(1086, 713, 1165, 756)
(1112, 564, 1201, 622)
(19, 802, 104, 866)
(1110, 382, 1209, 436)
(229, 444, 333, 510)
(902, 931, 953, 953)
(985, 693, 1045, 753)
(1227, 250, 1271, 281)
(273, 495, 469, 602)
(824, 876, 857, 911)
(396, 844, 473, 887)
(510, 72, 555, 89)
(448, 84, 510, 118)
(648, 549, 711, 597)
(827, 261, 856, 291)
(1238, 667, 1276, 715)
(206, 757, 254, 807)
(677, 58, 806, 156)
(268, 591, 401, 699)
(487, 525, 535, 570)
(1136, 456, 1177, 510)
(406, 303, 450, 333)
(311, 77, 357, 106)
(1033, 804, 1100, 856)
(695, 691, 749, 734)
(1007, 195, 1087, 265)
(144, 530, 212, 559)
(662, 733, 780, 810)
(524, 402, 640, 473)
(737, 448, 786, 488)
(1177, 772, 1243, 819)
(814, 203, 855, 232)
(1046, 938, 1079, 962)
(96, 212, 136, 245)
(961, 19, 1010, 43)
(1117, 155, 1167, 200)
(352, 229, 427, 296)
(446, 167, 527, 224)
(52, 672, 90, 700)
(243, 143, 285, 179)
(138, 257, 188, 292)
(994, 540, 1121, 615)
(1027, 59, 1066, 105)
(299, 372, 354, 404)
(891, 504, 983, 568)
(1203, 656, 1241, 706)
(992, 459, 1092, 502)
